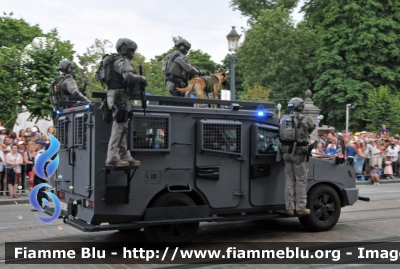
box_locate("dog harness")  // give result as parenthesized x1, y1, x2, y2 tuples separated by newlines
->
(201, 75, 219, 94)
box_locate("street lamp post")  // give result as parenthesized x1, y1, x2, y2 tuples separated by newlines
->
(226, 26, 241, 101)
(277, 103, 282, 119)
(346, 103, 355, 136)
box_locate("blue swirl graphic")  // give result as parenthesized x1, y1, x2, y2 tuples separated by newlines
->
(29, 183, 61, 223)
(35, 134, 60, 180)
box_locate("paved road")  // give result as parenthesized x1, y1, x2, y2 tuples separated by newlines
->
(1, 184, 400, 269)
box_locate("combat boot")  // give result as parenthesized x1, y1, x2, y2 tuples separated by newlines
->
(296, 209, 310, 215)
(123, 158, 141, 166)
(106, 160, 129, 167)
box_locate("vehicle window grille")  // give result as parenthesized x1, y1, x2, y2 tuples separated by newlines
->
(202, 122, 242, 155)
(256, 126, 279, 155)
(57, 117, 67, 148)
(131, 115, 170, 151)
(74, 114, 85, 147)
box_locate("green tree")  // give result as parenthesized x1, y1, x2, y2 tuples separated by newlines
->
(0, 12, 43, 50)
(22, 30, 75, 121)
(0, 47, 25, 128)
(187, 49, 219, 73)
(300, 0, 331, 28)
(364, 86, 400, 134)
(237, 7, 316, 103)
(312, 0, 400, 130)
(230, 0, 298, 22)
(241, 83, 271, 102)
(76, 39, 113, 94)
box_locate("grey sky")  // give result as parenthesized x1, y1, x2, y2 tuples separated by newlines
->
(3, 0, 304, 64)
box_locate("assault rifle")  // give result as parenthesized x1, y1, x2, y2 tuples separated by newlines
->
(79, 79, 89, 96)
(139, 62, 147, 115)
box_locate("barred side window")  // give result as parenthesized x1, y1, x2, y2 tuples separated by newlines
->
(57, 116, 68, 149)
(252, 123, 279, 156)
(199, 120, 242, 155)
(130, 114, 171, 152)
(74, 113, 86, 148)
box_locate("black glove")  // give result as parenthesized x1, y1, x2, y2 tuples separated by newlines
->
(178, 81, 187, 88)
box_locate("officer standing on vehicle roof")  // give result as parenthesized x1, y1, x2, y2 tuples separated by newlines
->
(49, 59, 90, 107)
(105, 38, 145, 167)
(162, 39, 209, 96)
(279, 97, 315, 215)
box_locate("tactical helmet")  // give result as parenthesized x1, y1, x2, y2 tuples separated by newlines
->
(175, 39, 191, 49)
(115, 38, 137, 52)
(57, 59, 75, 73)
(287, 97, 305, 112)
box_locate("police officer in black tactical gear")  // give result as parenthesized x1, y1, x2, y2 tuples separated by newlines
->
(49, 59, 90, 107)
(162, 39, 209, 96)
(105, 38, 145, 167)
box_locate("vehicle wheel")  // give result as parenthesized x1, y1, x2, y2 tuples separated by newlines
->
(144, 193, 199, 245)
(299, 185, 341, 232)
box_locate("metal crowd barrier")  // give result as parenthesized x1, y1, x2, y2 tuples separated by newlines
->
(0, 163, 56, 196)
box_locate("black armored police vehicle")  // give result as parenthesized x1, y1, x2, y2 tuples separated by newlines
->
(45, 95, 360, 244)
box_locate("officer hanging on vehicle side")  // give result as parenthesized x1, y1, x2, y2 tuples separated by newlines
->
(278, 97, 315, 216)
(95, 38, 145, 167)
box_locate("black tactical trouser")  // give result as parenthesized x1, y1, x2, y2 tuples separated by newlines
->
(166, 80, 184, 97)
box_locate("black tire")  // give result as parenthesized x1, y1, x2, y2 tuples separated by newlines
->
(144, 193, 199, 245)
(299, 185, 341, 232)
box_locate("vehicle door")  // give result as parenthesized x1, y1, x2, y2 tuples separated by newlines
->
(56, 114, 74, 193)
(195, 119, 243, 208)
(249, 123, 286, 206)
(72, 112, 92, 197)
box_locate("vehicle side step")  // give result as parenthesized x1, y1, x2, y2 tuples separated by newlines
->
(64, 216, 223, 232)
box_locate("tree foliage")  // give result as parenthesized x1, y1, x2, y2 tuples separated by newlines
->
(300, 0, 331, 28)
(22, 30, 75, 122)
(0, 12, 43, 50)
(312, 0, 400, 130)
(230, 0, 298, 21)
(364, 86, 400, 134)
(76, 39, 113, 94)
(241, 83, 271, 102)
(0, 47, 24, 128)
(236, 7, 316, 103)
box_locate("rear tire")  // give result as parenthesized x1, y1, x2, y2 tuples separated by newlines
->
(299, 185, 341, 232)
(144, 193, 199, 245)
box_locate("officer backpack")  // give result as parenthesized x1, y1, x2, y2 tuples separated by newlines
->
(161, 52, 180, 76)
(95, 54, 117, 85)
(279, 113, 308, 144)
(48, 74, 67, 106)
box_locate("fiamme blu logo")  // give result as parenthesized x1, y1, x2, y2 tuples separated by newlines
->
(29, 134, 61, 224)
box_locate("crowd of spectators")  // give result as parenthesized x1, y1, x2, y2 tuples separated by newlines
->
(313, 124, 400, 185)
(0, 123, 57, 198)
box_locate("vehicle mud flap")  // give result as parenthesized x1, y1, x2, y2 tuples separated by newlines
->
(67, 198, 78, 217)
